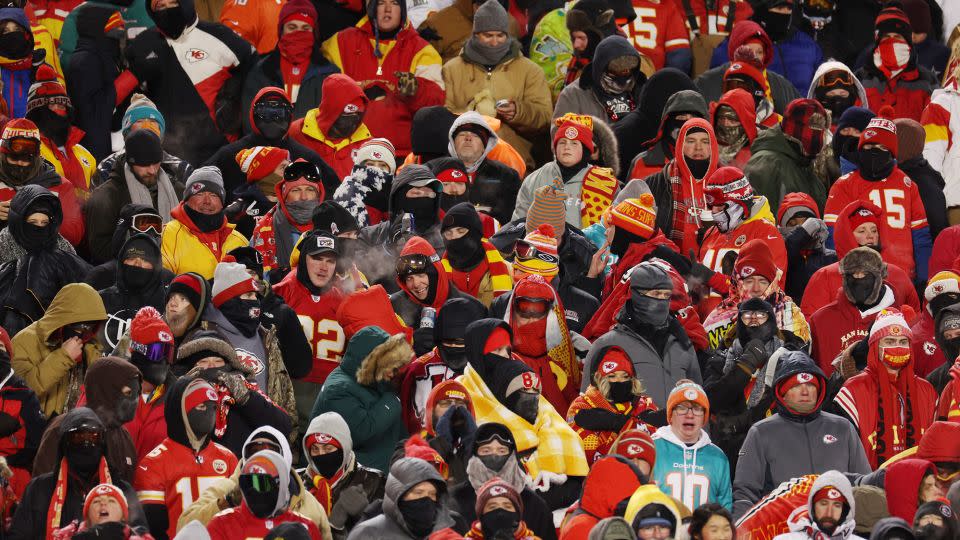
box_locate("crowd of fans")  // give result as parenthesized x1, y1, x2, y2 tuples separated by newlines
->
(0, 0, 957, 538)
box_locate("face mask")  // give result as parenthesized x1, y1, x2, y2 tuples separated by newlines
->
(398, 196, 437, 226)
(116, 381, 140, 423)
(152, 6, 191, 38)
(716, 122, 745, 147)
(32, 108, 71, 146)
(440, 192, 471, 213)
(844, 274, 878, 307)
(873, 36, 911, 79)
(184, 204, 224, 233)
(20, 222, 55, 252)
(329, 113, 363, 139)
(241, 476, 281, 518)
(741, 319, 776, 343)
(220, 297, 262, 337)
(278, 29, 314, 64)
(712, 202, 745, 233)
(443, 234, 482, 269)
(255, 118, 290, 141)
(133, 358, 169, 386)
(0, 30, 31, 59)
(600, 72, 635, 95)
(285, 199, 318, 226)
(821, 94, 855, 120)
(121, 264, 155, 290)
(687, 157, 711, 179)
(945, 337, 960, 356)
(761, 10, 793, 41)
(478, 453, 510, 472)
(187, 406, 216, 440)
(66, 445, 103, 473)
(2, 158, 36, 184)
(630, 293, 670, 327)
(858, 148, 895, 181)
(439, 344, 468, 372)
(480, 508, 520, 539)
(311, 448, 343, 478)
(879, 344, 911, 370)
(513, 317, 548, 357)
(833, 134, 860, 161)
(916, 524, 950, 540)
(608, 380, 634, 403)
(509, 392, 539, 425)
(398, 497, 439, 538)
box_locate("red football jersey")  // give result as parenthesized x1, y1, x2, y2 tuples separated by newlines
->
(134, 437, 239, 539)
(273, 272, 346, 384)
(207, 506, 322, 540)
(624, 0, 690, 70)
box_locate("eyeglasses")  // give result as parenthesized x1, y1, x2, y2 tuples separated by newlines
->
(515, 297, 553, 319)
(740, 310, 770, 322)
(131, 341, 173, 363)
(131, 213, 162, 234)
(1, 137, 38, 157)
(64, 428, 103, 448)
(397, 254, 431, 277)
(514, 241, 559, 265)
(239, 473, 279, 494)
(674, 404, 706, 417)
(283, 160, 322, 183)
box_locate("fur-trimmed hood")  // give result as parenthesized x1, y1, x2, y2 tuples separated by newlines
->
(342, 326, 413, 386)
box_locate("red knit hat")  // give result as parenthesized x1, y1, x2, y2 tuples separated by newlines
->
(553, 119, 594, 154)
(278, 0, 316, 27)
(404, 435, 449, 479)
(845, 201, 883, 234)
(596, 347, 634, 377)
(484, 327, 512, 354)
(724, 61, 768, 93)
(183, 378, 218, 413)
(776, 371, 823, 399)
(734, 239, 778, 283)
(859, 117, 899, 157)
(305, 431, 342, 450)
(235, 146, 290, 183)
(813, 486, 848, 504)
(704, 166, 754, 213)
(83, 483, 129, 524)
(613, 429, 656, 467)
(0, 118, 40, 157)
(129, 306, 174, 362)
(610, 193, 657, 240)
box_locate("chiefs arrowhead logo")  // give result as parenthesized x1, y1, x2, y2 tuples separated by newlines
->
(740, 265, 755, 276)
(489, 486, 508, 496)
(823, 434, 837, 444)
(797, 373, 814, 383)
(185, 48, 208, 62)
(924, 341, 937, 355)
(600, 361, 619, 375)
(564, 127, 578, 139)
(735, 234, 747, 247)
(863, 129, 877, 140)
(235, 348, 265, 375)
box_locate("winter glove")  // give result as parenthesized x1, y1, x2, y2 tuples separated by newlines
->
(573, 409, 629, 431)
(434, 405, 458, 445)
(800, 217, 829, 246)
(687, 249, 716, 282)
(651, 245, 691, 275)
(329, 485, 370, 528)
(530, 470, 567, 493)
(739, 339, 769, 372)
(450, 404, 477, 441)
(412, 326, 435, 357)
(395, 71, 418, 97)
(0, 412, 21, 438)
(217, 371, 250, 406)
(417, 25, 441, 42)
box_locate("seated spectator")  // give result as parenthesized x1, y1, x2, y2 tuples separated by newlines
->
(85, 129, 184, 263)
(417, 0, 520, 63)
(53, 482, 151, 540)
(466, 478, 539, 539)
(83, 205, 167, 291)
(553, 35, 645, 125)
(439, 202, 512, 307)
(446, 112, 521, 225)
(712, 89, 757, 169)
(626, 89, 708, 181)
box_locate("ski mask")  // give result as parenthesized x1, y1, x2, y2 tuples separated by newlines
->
(628, 263, 672, 328)
(858, 147, 895, 181)
(761, 8, 793, 41)
(151, 5, 192, 39)
(253, 99, 292, 142)
(440, 201, 484, 269)
(481, 509, 520, 539)
(397, 193, 437, 227)
(20, 220, 56, 252)
(133, 357, 169, 387)
(0, 28, 31, 59)
(63, 424, 104, 473)
(439, 342, 467, 372)
(819, 93, 856, 120)
(239, 450, 291, 519)
(833, 133, 860, 162)
(310, 449, 343, 479)
(506, 391, 539, 425)
(30, 107, 71, 147)
(398, 496, 439, 538)
(328, 112, 363, 139)
(187, 404, 215, 440)
(116, 377, 141, 423)
(220, 296, 262, 338)
(844, 273, 878, 308)
(737, 297, 777, 343)
(687, 157, 711, 180)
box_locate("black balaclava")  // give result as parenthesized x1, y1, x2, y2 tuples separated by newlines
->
(187, 404, 216, 440)
(610, 226, 645, 258)
(426, 157, 471, 212)
(220, 296, 262, 338)
(844, 273, 879, 309)
(661, 114, 689, 157)
(759, 3, 793, 41)
(115, 376, 141, 423)
(435, 298, 486, 373)
(815, 89, 856, 121)
(481, 508, 520, 539)
(441, 202, 484, 270)
(398, 494, 439, 538)
(18, 197, 58, 253)
(628, 264, 672, 329)
(28, 107, 71, 147)
(736, 297, 778, 344)
(394, 185, 439, 229)
(64, 428, 104, 473)
(328, 112, 365, 140)
(858, 147, 896, 181)
(252, 94, 292, 142)
(150, 0, 196, 39)
(311, 449, 344, 479)
(0, 22, 32, 59)
(117, 234, 161, 292)
(131, 354, 169, 387)
(491, 361, 540, 424)
(506, 391, 539, 425)
(833, 133, 860, 162)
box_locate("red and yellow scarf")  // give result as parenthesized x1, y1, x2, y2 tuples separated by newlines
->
(46, 457, 112, 539)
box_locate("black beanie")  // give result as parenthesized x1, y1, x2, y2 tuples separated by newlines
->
(120, 234, 160, 265)
(440, 202, 482, 235)
(435, 297, 488, 343)
(125, 129, 163, 166)
(490, 359, 536, 405)
(312, 200, 359, 235)
(228, 246, 264, 278)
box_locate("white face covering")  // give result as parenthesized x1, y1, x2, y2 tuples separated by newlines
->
(713, 202, 745, 233)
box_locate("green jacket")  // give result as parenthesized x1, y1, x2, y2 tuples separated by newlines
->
(59, 0, 152, 67)
(311, 327, 412, 472)
(743, 126, 827, 217)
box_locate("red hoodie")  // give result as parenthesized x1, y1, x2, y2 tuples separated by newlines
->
(882, 459, 937, 521)
(560, 456, 647, 540)
(711, 88, 756, 169)
(663, 117, 719, 255)
(397, 236, 451, 310)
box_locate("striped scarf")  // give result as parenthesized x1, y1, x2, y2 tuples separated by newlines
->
(579, 166, 618, 229)
(46, 457, 112, 539)
(441, 239, 513, 298)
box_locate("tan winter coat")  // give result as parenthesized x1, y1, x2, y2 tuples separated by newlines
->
(418, 0, 521, 63)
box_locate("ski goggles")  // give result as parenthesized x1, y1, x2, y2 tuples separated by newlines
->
(131, 341, 174, 364)
(130, 213, 163, 234)
(0, 137, 39, 158)
(514, 297, 553, 319)
(64, 428, 103, 448)
(819, 70, 854, 89)
(283, 160, 322, 183)
(239, 473, 279, 494)
(396, 253, 433, 277)
(513, 241, 559, 266)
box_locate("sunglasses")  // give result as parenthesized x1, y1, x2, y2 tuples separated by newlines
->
(397, 254, 431, 277)
(283, 161, 322, 183)
(513, 241, 559, 265)
(131, 341, 173, 363)
(515, 297, 553, 319)
(65, 429, 103, 448)
(239, 473, 279, 494)
(2, 137, 38, 156)
(131, 213, 162, 234)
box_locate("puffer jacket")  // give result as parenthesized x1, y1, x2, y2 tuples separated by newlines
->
(443, 41, 551, 169)
(559, 455, 647, 540)
(744, 126, 826, 217)
(159, 202, 248, 279)
(856, 55, 939, 123)
(346, 457, 455, 540)
(709, 27, 824, 96)
(627, 89, 708, 180)
(553, 35, 645, 124)
(922, 83, 960, 208)
(94, 150, 192, 190)
(10, 282, 106, 418)
(311, 327, 412, 471)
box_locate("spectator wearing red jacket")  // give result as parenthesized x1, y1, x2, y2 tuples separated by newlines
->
(559, 455, 648, 540)
(910, 272, 960, 378)
(123, 307, 175, 463)
(712, 89, 757, 169)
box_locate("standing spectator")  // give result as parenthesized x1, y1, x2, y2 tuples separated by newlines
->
(652, 381, 732, 511)
(553, 35, 646, 125)
(0, 8, 35, 119)
(833, 107, 876, 177)
(311, 326, 413, 472)
(321, 0, 445, 158)
(923, 56, 960, 226)
(622, 0, 690, 72)
(732, 350, 871, 518)
(894, 118, 948, 240)
(417, 0, 521, 64)
(625, 89, 708, 181)
(439, 202, 512, 307)
(856, 5, 939, 122)
(160, 166, 247, 279)
(744, 98, 830, 216)
(84, 129, 185, 262)
(442, 0, 550, 169)
(123, 307, 176, 462)
(123, 0, 255, 166)
(834, 308, 938, 468)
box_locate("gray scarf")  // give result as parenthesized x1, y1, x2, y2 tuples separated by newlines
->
(466, 454, 528, 492)
(463, 37, 517, 67)
(123, 163, 178, 223)
(270, 205, 303, 271)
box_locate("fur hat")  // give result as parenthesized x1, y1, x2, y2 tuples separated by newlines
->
(176, 330, 249, 374)
(839, 246, 887, 279)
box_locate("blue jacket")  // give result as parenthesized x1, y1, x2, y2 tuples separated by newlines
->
(651, 426, 733, 511)
(710, 28, 823, 96)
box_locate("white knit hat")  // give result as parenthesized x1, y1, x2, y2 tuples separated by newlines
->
(352, 138, 397, 174)
(212, 262, 258, 308)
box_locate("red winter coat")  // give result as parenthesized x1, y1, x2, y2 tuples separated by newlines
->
(123, 388, 168, 462)
(206, 505, 322, 539)
(560, 456, 647, 540)
(911, 310, 945, 378)
(398, 349, 455, 434)
(883, 459, 938, 521)
(858, 62, 937, 122)
(809, 285, 897, 376)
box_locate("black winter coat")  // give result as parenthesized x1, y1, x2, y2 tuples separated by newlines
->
(471, 158, 522, 226)
(899, 156, 948, 240)
(783, 227, 837, 303)
(240, 48, 339, 133)
(260, 290, 313, 380)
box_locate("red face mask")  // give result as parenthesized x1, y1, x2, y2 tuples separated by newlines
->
(879, 345, 911, 370)
(279, 29, 314, 64)
(873, 35, 910, 79)
(513, 316, 548, 357)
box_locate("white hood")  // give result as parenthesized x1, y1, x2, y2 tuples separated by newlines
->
(447, 111, 499, 173)
(806, 60, 870, 113)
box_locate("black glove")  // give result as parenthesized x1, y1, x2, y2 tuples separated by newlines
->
(651, 245, 691, 275)
(851, 338, 869, 372)
(412, 326, 435, 357)
(687, 249, 716, 282)
(0, 412, 20, 438)
(739, 339, 769, 371)
(449, 405, 477, 440)
(417, 25, 441, 42)
(574, 409, 629, 431)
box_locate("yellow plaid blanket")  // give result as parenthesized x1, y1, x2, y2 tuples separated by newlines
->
(459, 365, 589, 477)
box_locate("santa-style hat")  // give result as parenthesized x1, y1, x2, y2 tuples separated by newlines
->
(553, 119, 594, 153)
(610, 193, 657, 240)
(212, 262, 259, 308)
(83, 483, 129, 524)
(859, 117, 899, 157)
(869, 308, 913, 345)
(236, 146, 290, 183)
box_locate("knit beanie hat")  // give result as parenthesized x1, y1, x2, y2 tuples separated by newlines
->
(475, 478, 524, 517)
(236, 146, 290, 183)
(166, 273, 206, 313)
(776, 370, 823, 400)
(525, 185, 567, 239)
(353, 137, 396, 174)
(925, 271, 960, 315)
(734, 239, 778, 283)
(182, 377, 219, 413)
(183, 166, 226, 202)
(404, 435, 450, 479)
(704, 166, 755, 212)
(472, 0, 510, 34)
(666, 379, 709, 419)
(483, 327, 512, 354)
(875, 5, 913, 44)
(492, 360, 541, 402)
(553, 119, 595, 154)
(26, 71, 70, 115)
(837, 107, 876, 133)
(612, 429, 656, 466)
(839, 246, 886, 279)
(595, 347, 634, 377)
(312, 200, 359, 235)
(853, 486, 889, 535)
(227, 246, 265, 278)
(894, 118, 925, 162)
(426, 157, 469, 185)
(859, 117, 899, 157)
(0, 118, 40, 156)
(869, 308, 913, 345)
(83, 484, 129, 524)
(845, 202, 883, 235)
(212, 262, 259, 308)
(278, 0, 316, 28)
(265, 522, 313, 540)
(177, 330, 247, 373)
(513, 224, 559, 278)
(610, 193, 656, 240)
(125, 129, 163, 166)
(123, 93, 165, 137)
(130, 306, 174, 356)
